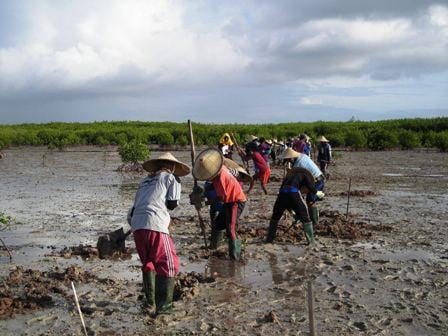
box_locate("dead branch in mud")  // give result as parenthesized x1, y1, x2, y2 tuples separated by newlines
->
(71, 282, 88, 336)
(0, 237, 12, 262)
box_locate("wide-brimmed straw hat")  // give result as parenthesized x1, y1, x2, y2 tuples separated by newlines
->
(142, 152, 191, 177)
(193, 148, 224, 181)
(286, 167, 314, 193)
(266, 139, 273, 145)
(317, 135, 329, 142)
(280, 148, 301, 160)
(224, 158, 252, 183)
(247, 135, 258, 142)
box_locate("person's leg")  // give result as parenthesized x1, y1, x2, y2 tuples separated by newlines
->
(134, 230, 156, 309)
(152, 232, 180, 314)
(291, 193, 315, 245)
(266, 194, 287, 243)
(225, 202, 244, 261)
(210, 210, 226, 249)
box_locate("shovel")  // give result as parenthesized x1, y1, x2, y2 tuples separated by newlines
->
(96, 227, 132, 259)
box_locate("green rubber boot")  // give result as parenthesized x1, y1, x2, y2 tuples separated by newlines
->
(210, 229, 225, 250)
(228, 239, 242, 261)
(310, 206, 319, 227)
(155, 275, 175, 315)
(265, 220, 280, 243)
(303, 222, 316, 246)
(142, 271, 156, 308)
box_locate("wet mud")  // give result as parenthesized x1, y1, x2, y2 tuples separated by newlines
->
(1, 147, 447, 335)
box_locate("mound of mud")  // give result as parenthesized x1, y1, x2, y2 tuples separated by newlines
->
(54, 244, 132, 260)
(0, 266, 96, 319)
(339, 190, 376, 197)
(239, 210, 392, 242)
(116, 163, 144, 172)
(317, 210, 392, 239)
(174, 272, 216, 301)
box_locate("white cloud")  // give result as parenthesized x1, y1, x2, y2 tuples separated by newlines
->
(0, 0, 249, 92)
(300, 96, 323, 105)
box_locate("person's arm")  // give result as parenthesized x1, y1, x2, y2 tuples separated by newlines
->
(166, 174, 181, 211)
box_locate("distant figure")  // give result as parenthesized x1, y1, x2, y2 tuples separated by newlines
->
(218, 133, 234, 159)
(258, 137, 272, 167)
(0, 152, 4, 159)
(317, 136, 332, 175)
(292, 135, 307, 154)
(246, 145, 270, 195)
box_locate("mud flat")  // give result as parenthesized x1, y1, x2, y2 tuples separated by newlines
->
(1, 147, 447, 335)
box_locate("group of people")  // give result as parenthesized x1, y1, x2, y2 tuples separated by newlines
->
(125, 132, 332, 316)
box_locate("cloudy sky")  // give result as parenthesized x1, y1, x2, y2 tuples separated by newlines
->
(0, 0, 447, 124)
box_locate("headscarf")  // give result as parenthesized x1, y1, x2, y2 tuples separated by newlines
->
(219, 133, 234, 146)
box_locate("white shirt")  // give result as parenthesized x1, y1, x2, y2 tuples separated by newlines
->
(130, 171, 181, 234)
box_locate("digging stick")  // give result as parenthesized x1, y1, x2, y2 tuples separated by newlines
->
(307, 280, 317, 336)
(71, 281, 88, 336)
(187, 120, 208, 249)
(0, 237, 12, 262)
(230, 132, 249, 170)
(346, 177, 352, 219)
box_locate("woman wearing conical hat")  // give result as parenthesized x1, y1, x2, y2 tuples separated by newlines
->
(127, 152, 190, 315)
(193, 149, 247, 261)
(316, 135, 332, 175)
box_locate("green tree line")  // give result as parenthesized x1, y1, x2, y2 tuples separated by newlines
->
(0, 118, 447, 151)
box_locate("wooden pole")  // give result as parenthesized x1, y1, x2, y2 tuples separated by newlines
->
(188, 120, 208, 249)
(346, 177, 352, 219)
(307, 280, 317, 336)
(71, 281, 88, 336)
(0, 237, 12, 262)
(230, 132, 249, 170)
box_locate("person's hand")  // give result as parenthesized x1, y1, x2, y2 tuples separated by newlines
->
(316, 191, 325, 200)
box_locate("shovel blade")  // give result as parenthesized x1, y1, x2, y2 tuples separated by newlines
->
(97, 228, 127, 259)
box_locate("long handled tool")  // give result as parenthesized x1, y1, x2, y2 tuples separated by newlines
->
(230, 132, 249, 170)
(188, 120, 208, 249)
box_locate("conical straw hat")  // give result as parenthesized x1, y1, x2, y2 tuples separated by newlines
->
(142, 152, 191, 177)
(193, 148, 224, 181)
(286, 167, 315, 193)
(247, 135, 258, 142)
(317, 135, 329, 142)
(280, 148, 301, 160)
(224, 158, 252, 183)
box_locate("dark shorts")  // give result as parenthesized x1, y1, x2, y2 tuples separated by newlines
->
(213, 201, 246, 240)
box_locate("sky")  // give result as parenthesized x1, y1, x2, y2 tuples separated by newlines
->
(0, 0, 447, 124)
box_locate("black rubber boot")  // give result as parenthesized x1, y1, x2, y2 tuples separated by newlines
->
(265, 220, 280, 243)
(142, 271, 156, 308)
(228, 239, 242, 261)
(155, 275, 175, 315)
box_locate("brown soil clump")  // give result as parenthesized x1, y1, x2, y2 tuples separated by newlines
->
(0, 266, 96, 319)
(54, 244, 132, 260)
(339, 190, 376, 197)
(174, 272, 216, 301)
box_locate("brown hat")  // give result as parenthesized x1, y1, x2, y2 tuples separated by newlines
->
(286, 167, 315, 193)
(224, 158, 252, 183)
(142, 152, 190, 177)
(280, 148, 301, 160)
(317, 135, 329, 142)
(192, 148, 224, 181)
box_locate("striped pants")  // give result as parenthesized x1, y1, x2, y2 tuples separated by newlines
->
(133, 229, 179, 277)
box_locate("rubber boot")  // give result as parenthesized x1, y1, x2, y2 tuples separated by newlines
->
(303, 222, 316, 246)
(228, 239, 242, 261)
(310, 206, 319, 227)
(142, 271, 156, 308)
(210, 229, 225, 250)
(155, 275, 175, 315)
(265, 220, 280, 243)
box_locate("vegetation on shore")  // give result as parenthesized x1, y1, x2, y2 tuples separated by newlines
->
(0, 118, 447, 151)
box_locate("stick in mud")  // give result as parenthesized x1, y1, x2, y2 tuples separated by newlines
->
(0, 237, 12, 262)
(71, 281, 88, 336)
(346, 177, 352, 219)
(307, 280, 317, 336)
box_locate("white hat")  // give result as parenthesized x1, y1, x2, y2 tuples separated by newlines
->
(280, 148, 301, 160)
(142, 152, 190, 177)
(317, 136, 329, 142)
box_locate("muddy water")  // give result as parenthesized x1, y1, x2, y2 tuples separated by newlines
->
(1, 147, 448, 335)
